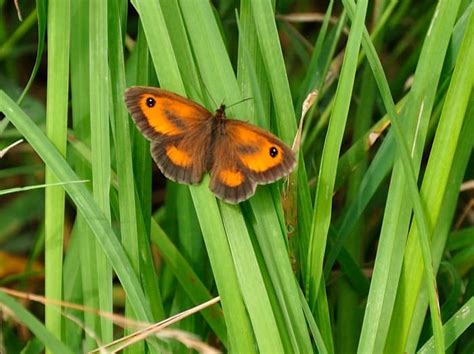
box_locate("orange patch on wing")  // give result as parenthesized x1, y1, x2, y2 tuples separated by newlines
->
(139, 96, 194, 136)
(229, 125, 284, 172)
(166, 145, 193, 167)
(238, 143, 283, 172)
(219, 169, 244, 187)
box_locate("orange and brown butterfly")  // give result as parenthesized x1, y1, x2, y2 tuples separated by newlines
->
(124, 86, 296, 203)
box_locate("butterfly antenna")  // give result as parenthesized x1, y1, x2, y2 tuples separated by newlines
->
(226, 97, 253, 110)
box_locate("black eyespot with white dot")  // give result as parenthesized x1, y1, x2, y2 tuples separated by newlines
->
(146, 97, 156, 107)
(269, 146, 278, 158)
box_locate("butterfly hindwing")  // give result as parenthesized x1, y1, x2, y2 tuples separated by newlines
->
(209, 142, 257, 204)
(223, 119, 296, 184)
(150, 139, 207, 185)
(209, 119, 295, 203)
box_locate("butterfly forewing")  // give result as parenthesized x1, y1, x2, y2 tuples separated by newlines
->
(125, 86, 212, 185)
(124, 86, 211, 140)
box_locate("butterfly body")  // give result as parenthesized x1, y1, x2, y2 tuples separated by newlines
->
(125, 86, 296, 203)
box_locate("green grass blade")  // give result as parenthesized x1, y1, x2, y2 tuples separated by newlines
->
(17, 0, 47, 106)
(44, 0, 70, 346)
(417, 297, 474, 354)
(88, 0, 113, 342)
(68, 0, 94, 348)
(0, 180, 86, 196)
(305, 0, 367, 322)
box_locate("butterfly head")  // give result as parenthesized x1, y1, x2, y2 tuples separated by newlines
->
(215, 104, 227, 120)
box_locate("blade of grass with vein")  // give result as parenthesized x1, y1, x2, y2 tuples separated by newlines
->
(0, 180, 86, 196)
(220, 203, 285, 353)
(336, 59, 376, 353)
(61, 222, 84, 350)
(389, 10, 474, 350)
(17, 0, 46, 106)
(248, 195, 313, 353)
(401, 95, 474, 353)
(0, 92, 154, 324)
(305, 0, 367, 323)
(244, 2, 318, 349)
(249, 0, 297, 142)
(89, 0, 113, 342)
(237, 1, 271, 128)
(173, 187, 208, 338)
(68, 0, 94, 348)
(44, 0, 70, 346)
(131, 1, 255, 351)
(298, 288, 328, 354)
(160, 1, 201, 97)
(130, 24, 153, 295)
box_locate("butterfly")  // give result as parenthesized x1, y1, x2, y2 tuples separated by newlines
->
(124, 86, 296, 203)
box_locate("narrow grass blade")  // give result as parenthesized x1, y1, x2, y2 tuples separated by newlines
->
(44, 0, 70, 345)
(305, 0, 367, 323)
(418, 297, 474, 354)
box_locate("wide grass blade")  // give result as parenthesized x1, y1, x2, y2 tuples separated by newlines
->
(88, 0, 113, 342)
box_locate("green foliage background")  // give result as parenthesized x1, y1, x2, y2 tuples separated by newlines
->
(0, 0, 473, 353)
